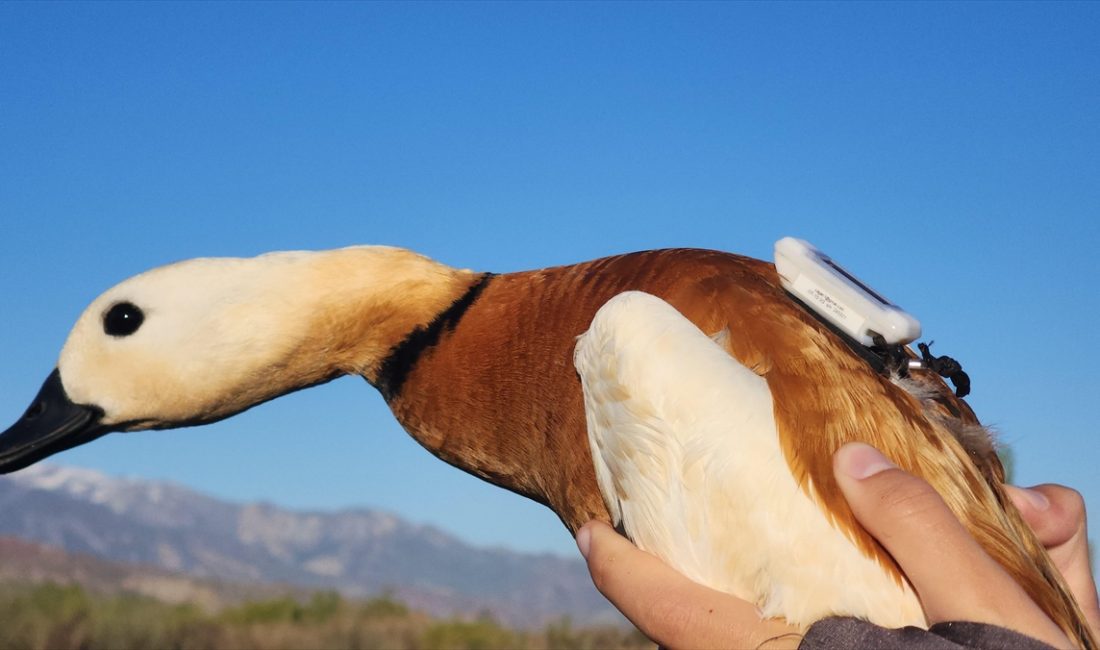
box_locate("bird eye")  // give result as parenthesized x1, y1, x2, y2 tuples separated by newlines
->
(103, 302, 145, 337)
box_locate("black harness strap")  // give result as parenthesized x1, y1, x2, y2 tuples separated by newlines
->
(785, 291, 903, 375)
(918, 342, 971, 398)
(785, 291, 971, 398)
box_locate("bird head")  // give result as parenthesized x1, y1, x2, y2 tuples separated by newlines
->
(0, 246, 472, 473)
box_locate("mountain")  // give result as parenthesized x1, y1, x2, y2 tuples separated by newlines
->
(0, 465, 618, 627)
(0, 535, 300, 610)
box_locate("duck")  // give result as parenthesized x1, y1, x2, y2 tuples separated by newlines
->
(0, 244, 1093, 647)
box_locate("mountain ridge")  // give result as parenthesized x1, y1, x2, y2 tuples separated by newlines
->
(0, 464, 617, 627)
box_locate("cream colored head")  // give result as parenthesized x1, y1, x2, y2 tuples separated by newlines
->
(52, 246, 472, 431)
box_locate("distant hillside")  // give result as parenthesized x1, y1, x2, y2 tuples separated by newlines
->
(0, 536, 299, 610)
(0, 465, 618, 628)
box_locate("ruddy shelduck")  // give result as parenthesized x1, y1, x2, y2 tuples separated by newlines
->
(0, 245, 1093, 647)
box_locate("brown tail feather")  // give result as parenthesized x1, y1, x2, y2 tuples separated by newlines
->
(645, 255, 1093, 646)
(910, 400, 1096, 649)
(984, 473, 1098, 650)
(916, 402, 1095, 647)
(747, 314, 1096, 648)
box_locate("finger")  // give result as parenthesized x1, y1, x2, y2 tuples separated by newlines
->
(1006, 484, 1082, 549)
(833, 443, 1070, 648)
(1008, 484, 1100, 636)
(576, 520, 799, 649)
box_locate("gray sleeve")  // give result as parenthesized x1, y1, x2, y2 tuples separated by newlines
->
(798, 616, 1058, 650)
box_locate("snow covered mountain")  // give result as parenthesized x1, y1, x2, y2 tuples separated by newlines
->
(0, 465, 616, 627)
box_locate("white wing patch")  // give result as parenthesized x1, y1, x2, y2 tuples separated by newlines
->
(574, 291, 924, 629)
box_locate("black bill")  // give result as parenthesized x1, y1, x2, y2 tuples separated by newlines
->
(0, 369, 109, 474)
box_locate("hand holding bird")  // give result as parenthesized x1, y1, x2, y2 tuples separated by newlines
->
(577, 442, 1099, 650)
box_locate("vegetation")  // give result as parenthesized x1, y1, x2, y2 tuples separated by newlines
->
(0, 582, 653, 650)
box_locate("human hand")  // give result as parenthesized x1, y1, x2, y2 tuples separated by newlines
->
(1004, 483, 1100, 638)
(576, 442, 1094, 649)
(833, 442, 1073, 648)
(575, 519, 802, 649)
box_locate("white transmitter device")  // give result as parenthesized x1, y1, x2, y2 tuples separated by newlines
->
(774, 237, 921, 347)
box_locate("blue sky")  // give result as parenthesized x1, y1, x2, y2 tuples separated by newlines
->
(1, 2, 1097, 561)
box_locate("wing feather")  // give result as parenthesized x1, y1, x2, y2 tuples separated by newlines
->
(574, 291, 925, 627)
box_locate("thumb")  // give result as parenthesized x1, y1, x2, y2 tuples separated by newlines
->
(832, 442, 1068, 647)
(576, 520, 797, 649)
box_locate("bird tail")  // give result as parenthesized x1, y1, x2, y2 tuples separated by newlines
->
(981, 467, 1098, 650)
(915, 409, 1097, 650)
(924, 411, 1096, 649)
(768, 354, 1097, 649)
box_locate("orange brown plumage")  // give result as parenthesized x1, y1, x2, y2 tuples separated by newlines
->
(377, 248, 1095, 648)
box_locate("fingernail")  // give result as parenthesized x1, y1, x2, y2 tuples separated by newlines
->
(576, 525, 592, 559)
(1020, 488, 1050, 511)
(838, 442, 898, 480)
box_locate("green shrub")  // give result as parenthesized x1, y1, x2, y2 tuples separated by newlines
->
(357, 593, 409, 618)
(0, 581, 654, 650)
(420, 619, 524, 650)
